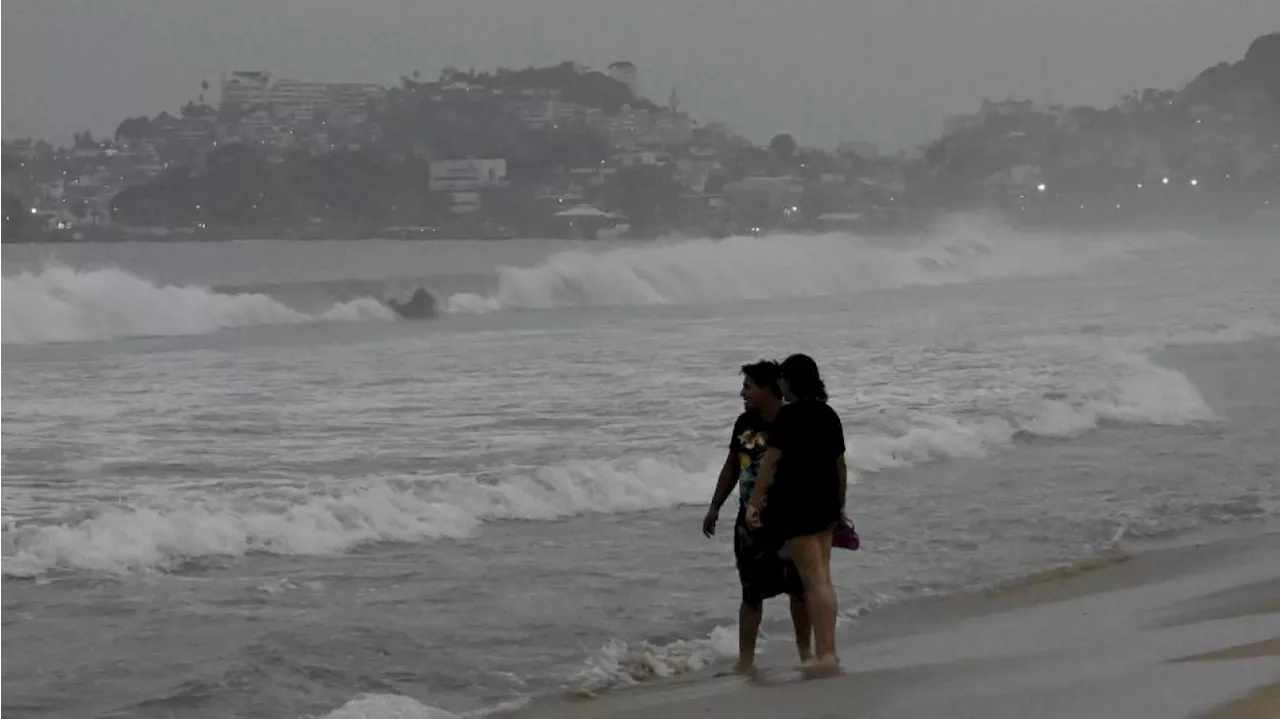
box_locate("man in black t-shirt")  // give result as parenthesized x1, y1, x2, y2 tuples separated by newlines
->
(703, 361, 810, 673)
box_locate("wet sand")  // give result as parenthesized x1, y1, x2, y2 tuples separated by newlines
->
(506, 528, 1280, 719)
(1201, 682, 1280, 719)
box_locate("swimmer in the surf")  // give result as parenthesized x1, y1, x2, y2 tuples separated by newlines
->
(387, 287, 437, 319)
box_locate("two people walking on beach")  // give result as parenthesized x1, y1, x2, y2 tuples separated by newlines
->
(703, 354, 849, 677)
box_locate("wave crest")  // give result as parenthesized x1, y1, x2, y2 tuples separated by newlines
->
(2, 264, 394, 344)
(445, 221, 1190, 313)
(2, 457, 713, 576)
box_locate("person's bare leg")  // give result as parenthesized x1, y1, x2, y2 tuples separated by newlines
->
(789, 594, 813, 662)
(818, 537, 835, 664)
(736, 602, 763, 673)
(788, 532, 839, 675)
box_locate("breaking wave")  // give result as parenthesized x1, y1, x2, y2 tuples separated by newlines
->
(3, 221, 1192, 343)
(1, 264, 395, 345)
(843, 351, 1219, 472)
(2, 456, 714, 576)
(0, 349, 1223, 579)
(444, 220, 1191, 313)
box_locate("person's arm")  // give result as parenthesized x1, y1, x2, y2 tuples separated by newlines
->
(836, 454, 848, 512)
(833, 408, 848, 515)
(746, 406, 789, 527)
(829, 406, 849, 516)
(747, 447, 781, 511)
(704, 421, 742, 537)
(707, 451, 737, 513)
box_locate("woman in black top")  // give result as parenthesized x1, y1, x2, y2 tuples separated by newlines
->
(745, 354, 847, 676)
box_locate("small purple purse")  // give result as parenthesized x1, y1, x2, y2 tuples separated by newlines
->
(832, 515, 860, 551)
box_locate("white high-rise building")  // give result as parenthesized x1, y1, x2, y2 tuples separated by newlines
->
(221, 71, 383, 125)
(327, 83, 383, 125)
(220, 71, 272, 109)
(271, 79, 330, 122)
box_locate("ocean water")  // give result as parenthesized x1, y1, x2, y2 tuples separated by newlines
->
(3, 217, 1278, 718)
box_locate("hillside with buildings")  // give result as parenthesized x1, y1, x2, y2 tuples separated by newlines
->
(3, 33, 1278, 242)
(919, 32, 1279, 226)
(2, 60, 712, 240)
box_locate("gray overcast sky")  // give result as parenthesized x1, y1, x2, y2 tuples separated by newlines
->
(4, 0, 1277, 149)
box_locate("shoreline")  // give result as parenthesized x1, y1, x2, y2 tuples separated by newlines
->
(5, 207, 1277, 246)
(503, 525, 1280, 719)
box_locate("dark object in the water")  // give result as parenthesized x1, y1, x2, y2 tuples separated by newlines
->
(387, 287, 438, 320)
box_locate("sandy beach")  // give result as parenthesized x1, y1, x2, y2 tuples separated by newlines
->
(507, 528, 1280, 719)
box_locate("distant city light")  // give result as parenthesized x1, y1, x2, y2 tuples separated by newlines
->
(1115, 203, 1121, 209)
(30, 207, 37, 214)
(1036, 183, 1046, 192)
(1162, 177, 1170, 185)
(1136, 183, 1144, 189)
(1189, 178, 1199, 187)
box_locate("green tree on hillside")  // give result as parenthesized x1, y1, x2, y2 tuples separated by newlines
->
(204, 143, 272, 224)
(115, 116, 153, 141)
(768, 133, 797, 174)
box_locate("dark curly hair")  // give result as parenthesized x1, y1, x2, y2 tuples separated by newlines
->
(741, 360, 783, 399)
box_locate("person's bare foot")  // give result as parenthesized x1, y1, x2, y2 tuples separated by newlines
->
(732, 659, 757, 675)
(800, 654, 840, 678)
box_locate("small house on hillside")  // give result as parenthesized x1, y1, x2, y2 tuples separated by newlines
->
(550, 204, 627, 239)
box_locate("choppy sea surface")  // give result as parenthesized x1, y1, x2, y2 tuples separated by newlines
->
(3, 217, 1278, 718)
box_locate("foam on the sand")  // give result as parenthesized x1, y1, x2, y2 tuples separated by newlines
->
(504, 529, 1280, 719)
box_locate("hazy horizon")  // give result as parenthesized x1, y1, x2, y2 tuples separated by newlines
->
(4, 1, 1278, 149)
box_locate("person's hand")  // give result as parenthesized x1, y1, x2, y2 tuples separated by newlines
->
(702, 507, 719, 537)
(745, 502, 763, 529)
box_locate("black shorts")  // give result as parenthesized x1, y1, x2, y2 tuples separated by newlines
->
(734, 506, 805, 608)
(764, 482, 842, 542)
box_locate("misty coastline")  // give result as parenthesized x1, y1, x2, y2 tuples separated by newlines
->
(6, 7, 1280, 719)
(4, 34, 1277, 245)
